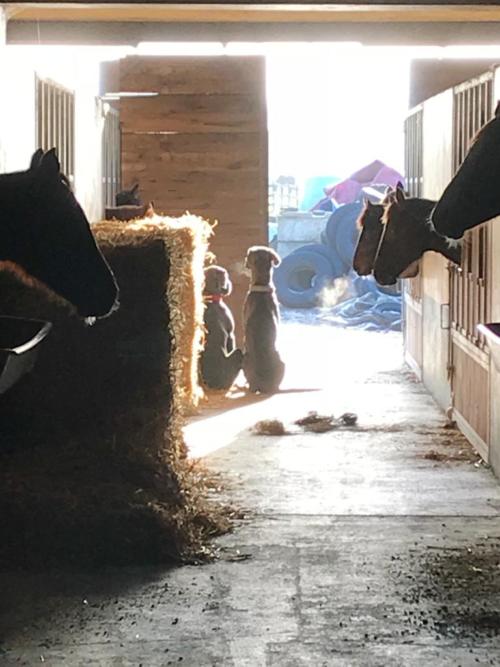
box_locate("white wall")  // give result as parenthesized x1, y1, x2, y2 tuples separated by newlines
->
(0, 46, 105, 220)
(421, 89, 454, 411)
(72, 58, 105, 221)
(0, 57, 36, 172)
(0, 9, 5, 50)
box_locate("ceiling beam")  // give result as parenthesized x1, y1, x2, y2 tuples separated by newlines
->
(8, 19, 500, 46)
(7, 3, 500, 23)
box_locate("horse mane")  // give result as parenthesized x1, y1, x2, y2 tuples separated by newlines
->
(357, 202, 383, 230)
(382, 197, 436, 227)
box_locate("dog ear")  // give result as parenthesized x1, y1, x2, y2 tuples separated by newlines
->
(269, 248, 281, 267)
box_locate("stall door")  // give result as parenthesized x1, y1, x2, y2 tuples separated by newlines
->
(449, 72, 493, 460)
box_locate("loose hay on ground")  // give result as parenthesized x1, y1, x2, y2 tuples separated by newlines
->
(0, 214, 232, 569)
(251, 420, 290, 436)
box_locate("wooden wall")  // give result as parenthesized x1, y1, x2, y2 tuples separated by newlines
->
(404, 295, 422, 378)
(102, 55, 268, 343)
(452, 340, 490, 457)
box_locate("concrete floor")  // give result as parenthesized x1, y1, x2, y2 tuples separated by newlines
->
(3, 320, 500, 666)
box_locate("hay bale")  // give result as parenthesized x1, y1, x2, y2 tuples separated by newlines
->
(0, 214, 229, 569)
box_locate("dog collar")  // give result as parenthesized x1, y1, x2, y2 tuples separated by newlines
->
(249, 285, 275, 294)
(204, 295, 224, 303)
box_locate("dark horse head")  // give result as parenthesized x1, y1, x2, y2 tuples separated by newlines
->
(352, 185, 400, 276)
(374, 186, 459, 286)
(353, 200, 385, 276)
(432, 102, 500, 239)
(0, 148, 119, 318)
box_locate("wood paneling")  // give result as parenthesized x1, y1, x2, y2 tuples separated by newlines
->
(453, 340, 489, 445)
(110, 56, 264, 96)
(404, 296, 423, 372)
(120, 94, 263, 134)
(114, 55, 267, 344)
(122, 132, 261, 172)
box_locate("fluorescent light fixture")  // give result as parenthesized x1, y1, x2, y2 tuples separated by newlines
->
(225, 41, 362, 56)
(136, 42, 225, 56)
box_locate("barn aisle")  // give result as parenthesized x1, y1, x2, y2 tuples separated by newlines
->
(3, 322, 500, 665)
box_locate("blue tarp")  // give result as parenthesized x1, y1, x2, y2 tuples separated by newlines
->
(320, 275, 401, 331)
(300, 175, 340, 211)
(281, 274, 402, 332)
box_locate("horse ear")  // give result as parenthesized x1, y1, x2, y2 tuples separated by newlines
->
(29, 148, 44, 170)
(38, 148, 61, 178)
(396, 181, 404, 190)
(495, 100, 500, 118)
(132, 183, 139, 194)
(395, 185, 405, 204)
(365, 198, 373, 208)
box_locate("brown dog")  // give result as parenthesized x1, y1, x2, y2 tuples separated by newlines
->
(243, 246, 285, 394)
(200, 265, 243, 390)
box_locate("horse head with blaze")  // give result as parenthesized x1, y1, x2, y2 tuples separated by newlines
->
(353, 185, 399, 276)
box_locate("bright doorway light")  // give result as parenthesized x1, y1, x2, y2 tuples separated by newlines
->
(265, 46, 410, 183)
(137, 42, 225, 56)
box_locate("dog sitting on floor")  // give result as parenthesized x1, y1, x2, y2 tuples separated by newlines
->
(243, 246, 285, 394)
(200, 265, 243, 390)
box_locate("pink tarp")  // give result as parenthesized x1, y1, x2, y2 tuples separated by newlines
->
(312, 160, 404, 209)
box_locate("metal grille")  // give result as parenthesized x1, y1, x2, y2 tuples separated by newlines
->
(404, 105, 423, 300)
(35, 75, 75, 181)
(404, 105, 423, 198)
(101, 104, 121, 208)
(450, 72, 493, 350)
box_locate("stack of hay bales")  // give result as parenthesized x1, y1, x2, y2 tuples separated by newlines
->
(0, 214, 229, 568)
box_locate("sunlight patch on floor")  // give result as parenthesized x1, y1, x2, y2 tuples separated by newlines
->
(279, 323, 402, 389)
(185, 324, 404, 459)
(185, 390, 277, 458)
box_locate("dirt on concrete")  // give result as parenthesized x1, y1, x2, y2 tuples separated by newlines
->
(390, 538, 500, 642)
